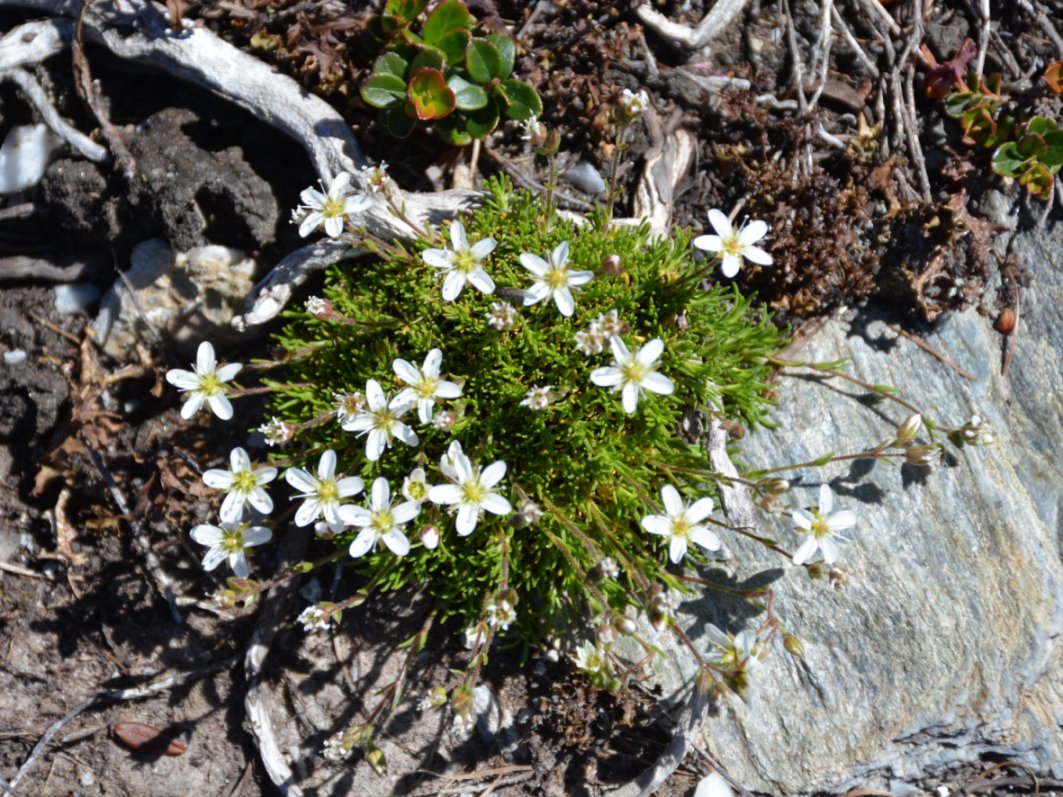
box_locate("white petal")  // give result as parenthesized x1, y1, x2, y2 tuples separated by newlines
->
(202, 469, 235, 489)
(216, 363, 243, 382)
(393, 358, 421, 385)
(470, 237, 497, 259)
(450, 221, 468, 251)
(393, 422, 419, 447)
(551, 240, 570, 267)
(180, 394, 205, 419)
(686, 497, 714, 524)
(322, 500, 344, 526)
(818, 484, 834, 514)
(480, 460, 507, 489)
(382, 530, 410, 556)
(255, 466, 278, 484)
(330, 171, 352, 195)
(609, 335, 632, 363)
(553, 287, 575, 317)
(323, 215, 344, 238)
(519, 253, 549, 276)
(365, 380, 386, 410)
(568, 270, 594, 287)
(423, 348, 443, 376)
(791, 509, 815, 530)
(641, 515, 671, 536)
(707, 208, 733, 238)
(522, 283, 551, 306)
(429, 484, 462, 506)
(285, 468, 317, 493)
(642, 372, 675, 396)
(207, 393, 234, 421)
(435, 380, 462, 399)
(343, 194, 371, 215)
(743, 244, 773, 265)
(692, 234, 723, 253)
(340, 505, 372, 526)
(201, 547, 227, 571)
(165, 369, 198, 388)
(371, 477, 390, 509)
(349, 529, 377, 558)
(720, 254, 741, 278)
(441, 270, 465, 301)
(636, 338, 664, 367)
(300, 186, 325, 207)
(738, 219, 768, 245)
(229, 447, 250, 471)
(243, 526, 273, 546)
(422, 249, 454, 269)
(190, 524, 223, 545)
(690, 526, 721, 552)
(337, 477, 364, 498)
(196, 341, 216, 374)
(590, 366, 623, 387)
(467, 268, 496, 295)
(392, 501, 420, 524)
(669, 536, 687, 564)
(480, 493, 511, 516)
(456, 505, 478, 536)
(295, 498, 322, 526)
(299, 212, 323, 238)
(365, 429, 387, 461)
(661, 485, 684, 516)
(247, 489, 274, 516)
(821, 536, 842, 564)
(621, 383, 639, 414)
(792, 537, 819, 566)
(318, 449, 337, 480)
(827, 510, 857, 531)
(416, 399, 433, 424)
(219, 492, 244, 523)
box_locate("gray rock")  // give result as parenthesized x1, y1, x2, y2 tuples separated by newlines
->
(53, 282, 100, 315)
(641, 191, 1063, 794)
(94, 239, 256, 361)
(563, 161, 607, 195)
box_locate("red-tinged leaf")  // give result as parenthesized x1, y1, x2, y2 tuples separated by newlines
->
(406, 67, 456, 120)
(1045, 60, 1063, 95)
(113, 721, 187, 756)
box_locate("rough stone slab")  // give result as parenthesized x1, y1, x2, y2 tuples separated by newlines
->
(647, 191, 1063, 794)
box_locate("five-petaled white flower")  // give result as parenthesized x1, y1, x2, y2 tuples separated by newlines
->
(705, 624, 763, 701)
(428, 441, 512, 536)
(641, 485, 720, 564)
(190, 520, 272, 579)
(519, 241, 594, 317)
(341, 379, 419, 461)
(693, 209, 773, 279)
(202, 446, 277, 523)
(791, 484, 855, 566)
(620, 88, 650, 116)
(295, 172, 372, 238)
(340, 477, 420, 558)
(393, 349, 463, 424)
(402, 467, 430, 504)
(166, 341, 242, 421)
(422, 221, 498, 301)
(590, 336, 674, 414)
(284, 449, 364, 527)
(521, 385, 556, 410)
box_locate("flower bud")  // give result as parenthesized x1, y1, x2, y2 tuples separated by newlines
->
(450, 685, 473, 715)
(895, 413, 922, 445)
(533, 128, 561, 156)
(366, 746, 387, 775)
(305, 295, 332, 319)
(782, 633, 805, 657)
(906, 443, 944, 467)
(499, 588, 519, 608)
(601, 254, 623, 275)
(617, 616, 638, 635)
(761, 478, 791, 495)
(420, 524, 440, 550)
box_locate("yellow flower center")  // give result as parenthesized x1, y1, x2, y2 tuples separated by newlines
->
(322, 196, 346, 219)
(220, 526, 246, 554)
(318, 481, 339, 503)
(454, 250, 477, 274)
(233, 470, 258, 493)
(461, 479, 486, 505)
(621, 360, 647, 384)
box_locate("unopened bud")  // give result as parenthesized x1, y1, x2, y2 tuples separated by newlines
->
(762, 478, 791, 496)
(617, 616, 638, 635)
(450, 685, 472, 715)
(366, 746, 387, 775)
(533, 128, 561, 156)
(906, 443, 944, 467)
(782, 633, 805, 657)
(895, 413, 922, 445)
(601, 254, 623, 275)
(649, 605, 670, 632)
(305, 295, 332, 319)
(499, 588, 519, 608)
(420, 524, 440, 550)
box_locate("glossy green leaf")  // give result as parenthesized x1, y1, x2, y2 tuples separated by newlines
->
(465, 101, 500, 138)
(1019, 162, 1054, 199)
(944, 92, 976, 119)
(423, 0, 472, 47)
(466, 38, 503, 83)
(1026, 115, 1058, 136)
(486, 34, 515, 79)
(380, 104, 417, 137)
(385, 0, 429, 25)
(434, 29, 472, 66)
(373, 52, 408, 79)
(447, 73, 489, 111)
(991, 142, 1025, 177)
(436, 118, 473, 146)
(407, 67, 456, 120)
(361, 73, 407, 109)
(410, 47, 445, 72)
(1017, 132, 1047, 159)
(1041, 130, 1063, 166)
(496, 80, 542, 120)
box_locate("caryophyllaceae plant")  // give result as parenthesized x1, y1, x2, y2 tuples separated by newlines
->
(693, 209, 773, 278)
(165, 341, 242, 421)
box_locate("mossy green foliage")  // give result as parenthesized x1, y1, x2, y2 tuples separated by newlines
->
(269, 177, 787, 641)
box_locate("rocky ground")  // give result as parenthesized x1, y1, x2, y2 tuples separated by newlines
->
(0, 0, 1061, 795)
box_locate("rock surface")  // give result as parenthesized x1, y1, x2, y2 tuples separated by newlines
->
(647, 190, 1063, 794)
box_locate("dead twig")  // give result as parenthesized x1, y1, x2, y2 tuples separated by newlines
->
(634, 0, 751, 51)
(0, 561, 46, 579)
(884, 323, 978, 381)
(0, 67, 106, 161)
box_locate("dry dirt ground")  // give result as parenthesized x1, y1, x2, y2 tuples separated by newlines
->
(1, 0, 1061, 795)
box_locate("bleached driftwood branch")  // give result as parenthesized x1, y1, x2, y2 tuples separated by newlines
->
(635, 0, 752, 51)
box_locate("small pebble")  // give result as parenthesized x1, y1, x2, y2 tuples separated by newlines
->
(563, 161, 607, 195)
(3, 349, 26, 365)
(695, 772, 734, 797)
(0, 124, 60, 194)
(54, 282, 101, 315)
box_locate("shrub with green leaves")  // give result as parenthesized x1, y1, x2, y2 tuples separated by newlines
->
(359, 0, 542, 144)
(266, 176, 785, 649)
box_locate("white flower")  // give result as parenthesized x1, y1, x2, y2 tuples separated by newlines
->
(393, 349, 463, 424)
(305, 295, 330, 317)
(791, 484, 855, 566)
(190, 520, 272, 579)
(641, 485, 719, 564)
(520, 385, 556, 410)
(518, 500, 543, 525)
(333, 391, 366, 425)
(620, 88, 649, 116)
(284, 449, 364, 527)
(420, 524, 440, 549)
(428, 441, 512, 536)
(692, 209, 773, 278)
(202, 446, 277, 523)
(398, 469, 427, 506)
(295, 172, 371, 238)
(519, 241, 594, 317)
(322, 731, 351, 761)
(596, 557, 620, 579)
(486, 301, 518, 330)
(463, 623, 484, 650)
(362, 161, 389, 193)
(314, 518, 344, 540)
(520, 115, 541, 141)
(422, 221, 497, 301)
(575, 327, 607, 355)
(594, 309, 625, 337)
(574, 641, 606, 674)
(298, 605, 332, 633)
(341, 379, 419, 461)
(165, 341, 242, 421)
(590, 336, 674, 414)
(259, 416, 293, 447)
(340, 477, 420, 558)
(450, 711, 476, 739)
(486, 599, 516, 630)
(432, 410, 458, 431)
(705, 624, 763, 701)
